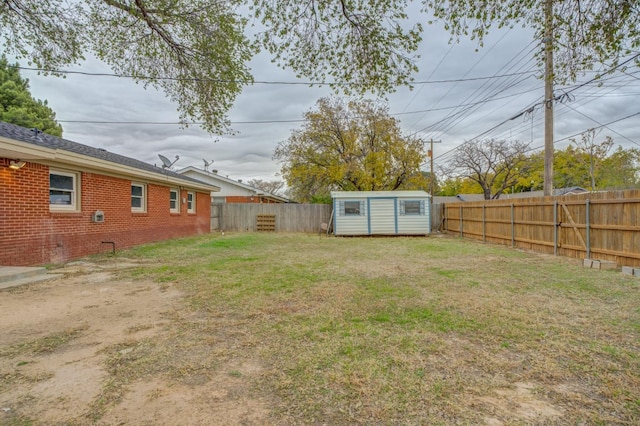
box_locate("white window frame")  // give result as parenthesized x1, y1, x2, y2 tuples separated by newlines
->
(187, 191, 196, 213)
(49, 169, 80, 212)
(402, 200, 423, 216)
(169, 188, 180, 213)
(131, 182, 146, 213)
(341, 200, 365, 216)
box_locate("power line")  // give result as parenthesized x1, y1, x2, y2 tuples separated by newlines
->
(432, 55, 640, 163)
(553, 104, 640, 147)
(552, 112, 640, 145)
(400, 43, 455, 114)
(407, 29, 520, 133)
(56, 86, 546, 125)
(418, 40, 540, 140)
(57, 119, 306, 125)
(16, 66, 535, 86)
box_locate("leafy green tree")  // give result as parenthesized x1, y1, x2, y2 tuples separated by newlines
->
(274, 97, 428, 203)
(570, 129, 614, 190)
(515, 144, 640, 192)
(1, 0, 422, 134)
(426, 0, 640, 82)
(518, 147, 590, 191)
(438, 176, 482, 196)
(0, 57, 62, 136)
(599, 147, 640, 190)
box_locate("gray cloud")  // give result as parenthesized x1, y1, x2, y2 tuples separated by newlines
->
(18, 24, 640, 184)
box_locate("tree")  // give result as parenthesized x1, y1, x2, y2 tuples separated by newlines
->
(599, 147, 640, 190)
(425, 1, 640, 83)
(570, 129, 614, 190)
(0, 0, 422, 134)
(446, 139, 530, 200)
(274, 97, 428, 203)
(438, 175, 483, 196)
(512, 144, 640, 192)
(0, 57, 62, 136)
(246, 178, 285, 196)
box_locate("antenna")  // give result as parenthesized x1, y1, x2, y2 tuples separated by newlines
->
(158, 154, 180, 169)
(203, 159, 214, 172)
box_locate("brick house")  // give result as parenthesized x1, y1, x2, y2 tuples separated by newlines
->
(177, 166, 289, 204)
(0, 121, 220, 266)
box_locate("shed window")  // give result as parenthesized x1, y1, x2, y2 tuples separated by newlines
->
(344, 201, 360, 215)
(339, 200, 365, 216)
(131, 183, 146, 212)
(50, 170, 80, 211)
(400, 200, 425, 215)
(169, 189, 179, 213)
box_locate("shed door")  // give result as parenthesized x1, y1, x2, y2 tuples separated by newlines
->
(369, 198, 396, 234)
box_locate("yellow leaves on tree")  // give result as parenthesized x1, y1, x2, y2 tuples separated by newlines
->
(274, 97, 428, 203)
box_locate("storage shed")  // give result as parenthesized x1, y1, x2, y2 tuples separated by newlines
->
(331, 191, 431, 236)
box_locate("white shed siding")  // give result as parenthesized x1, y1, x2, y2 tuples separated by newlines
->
(397, 212, 430, 234)
(331, 191, 431, 236)
(397, 198, 430, 234)
(335, 216, 369, 235)
(369, 198, 396, 234)
(333, 199, 369, 235)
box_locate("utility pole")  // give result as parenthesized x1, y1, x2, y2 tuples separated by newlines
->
(543, 0, 554, 196)
(427, 139, 441, 200)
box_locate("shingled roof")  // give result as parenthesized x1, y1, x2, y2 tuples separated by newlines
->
(0, 121, 214, 189)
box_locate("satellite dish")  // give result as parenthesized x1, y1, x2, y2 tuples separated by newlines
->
(158, 154, 179, 169)
(203, 159, 214, 171)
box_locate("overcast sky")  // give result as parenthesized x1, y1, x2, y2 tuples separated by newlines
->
(17, 19, 640, 185)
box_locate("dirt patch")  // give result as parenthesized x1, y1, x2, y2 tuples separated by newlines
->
(474, 382, 563, 425)
(0, 260, 270, 425)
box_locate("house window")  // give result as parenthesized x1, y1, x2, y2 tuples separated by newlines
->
(131, 183, 146, 212)
(50, 170, 80, 211)
(170, 188, 179, 213)
(401, 200, 424, 215)
(187, 192, 195, 213)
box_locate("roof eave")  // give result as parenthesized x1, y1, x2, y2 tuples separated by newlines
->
(1, 137, 220, 193)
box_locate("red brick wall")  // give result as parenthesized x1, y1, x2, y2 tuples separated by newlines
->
(0, 158, 211, 266)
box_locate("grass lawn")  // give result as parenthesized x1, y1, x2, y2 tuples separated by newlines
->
(111, 233, 639, 424)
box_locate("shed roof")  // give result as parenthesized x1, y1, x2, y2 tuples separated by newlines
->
(0, 121, 220, 192)
(331, 190, 430, 198)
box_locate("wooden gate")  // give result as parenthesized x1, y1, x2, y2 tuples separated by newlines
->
(210, 203, 221, 231)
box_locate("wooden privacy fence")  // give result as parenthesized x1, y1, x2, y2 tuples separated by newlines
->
(214, 203, 332, 233)
(443, 189, 640, 267)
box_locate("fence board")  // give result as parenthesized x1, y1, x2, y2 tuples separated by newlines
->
(443, 190, 640, 267)
(214, 203, 332, 233)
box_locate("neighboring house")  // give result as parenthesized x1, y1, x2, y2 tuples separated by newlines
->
(0, 121, 220, 266)
(177, 166, 289, 204)
(331, 191, 431, 236)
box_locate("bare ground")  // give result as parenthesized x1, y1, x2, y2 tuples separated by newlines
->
(0, 260, 270, 425)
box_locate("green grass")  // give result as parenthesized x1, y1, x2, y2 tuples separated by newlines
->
(104, 233, 640, 424)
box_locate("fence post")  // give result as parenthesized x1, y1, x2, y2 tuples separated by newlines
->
(482, 204, 486, 242)
(586, 199, 591, 259)
(459, 205, 463, 237)
(553, 201, 558, 256)
(511, 203, 515, 247)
